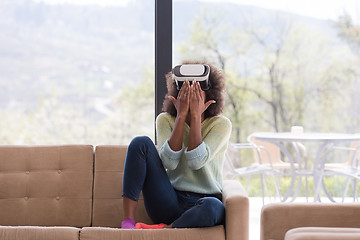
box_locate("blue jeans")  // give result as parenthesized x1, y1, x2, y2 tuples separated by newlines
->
(122, 136, 225, 228)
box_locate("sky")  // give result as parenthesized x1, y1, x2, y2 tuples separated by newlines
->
(35, 0, 130, 7)
(208, 0, 359, 22)
(36, 0, 359, 23)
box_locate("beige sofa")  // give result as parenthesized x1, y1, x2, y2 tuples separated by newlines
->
(260, 203, 360, 240)
(0, 145, 249, 240)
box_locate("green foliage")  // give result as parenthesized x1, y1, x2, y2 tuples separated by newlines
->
(233, 175, 360, 198)
(1, 2, 360, 149)
(177, 6, 360, 143)
(337, 13, 360, 56)
(0, 64, 155, 145)
(0, 1, 155, 145)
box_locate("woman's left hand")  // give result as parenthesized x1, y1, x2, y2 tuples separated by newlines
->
(189, 81, 215, 118)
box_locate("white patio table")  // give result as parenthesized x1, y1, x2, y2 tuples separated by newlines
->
(250, 132, 360, 202)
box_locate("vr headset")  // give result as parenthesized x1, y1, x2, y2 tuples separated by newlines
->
(172, 64, 211, 91)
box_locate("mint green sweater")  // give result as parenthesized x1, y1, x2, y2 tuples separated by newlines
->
(156, 112, 232, 195)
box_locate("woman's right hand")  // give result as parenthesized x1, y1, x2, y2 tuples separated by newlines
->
(169, 81, 190, 118)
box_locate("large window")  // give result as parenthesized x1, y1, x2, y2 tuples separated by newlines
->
(173, 0, 360, 142)
(0, 0, 155, 145)
(2, 0, 359, 145)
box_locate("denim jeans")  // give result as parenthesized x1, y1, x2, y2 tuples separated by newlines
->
(122, 136, 225, 228)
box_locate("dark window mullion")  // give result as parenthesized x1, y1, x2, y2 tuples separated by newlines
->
(155, 0, 172, 142)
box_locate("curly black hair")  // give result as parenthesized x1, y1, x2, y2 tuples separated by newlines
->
(162, 60, 226, 119)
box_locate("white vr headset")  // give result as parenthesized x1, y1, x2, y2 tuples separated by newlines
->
(172, 64, 211, 91)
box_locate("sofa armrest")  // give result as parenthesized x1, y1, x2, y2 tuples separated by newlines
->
(222, 180, 249, 240)
(261, 203, 360, 240)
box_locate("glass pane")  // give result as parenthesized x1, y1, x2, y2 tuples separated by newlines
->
(173, 0, 360, 142)
(0, 0, 155, 145)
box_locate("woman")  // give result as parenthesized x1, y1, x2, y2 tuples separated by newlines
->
(121, 61, 232, 229)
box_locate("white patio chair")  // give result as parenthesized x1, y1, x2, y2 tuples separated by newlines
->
(224, 141, 281, 204)
(322, 141, 360, 202)
(247, 135, 309, 202)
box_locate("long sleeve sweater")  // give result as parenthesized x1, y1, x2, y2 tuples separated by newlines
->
(156, 112, 232, 195)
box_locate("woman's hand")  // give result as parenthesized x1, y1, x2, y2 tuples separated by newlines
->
(168, 81, 190, 118)
(187, 82, 215, 151)
(189, 81, 215, 118)
(167, 81, 190, 151)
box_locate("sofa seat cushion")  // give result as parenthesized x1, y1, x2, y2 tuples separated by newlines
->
(80, 225, 225, 240)
(285, 227, 360, 240)
(0, 226, 80, 240)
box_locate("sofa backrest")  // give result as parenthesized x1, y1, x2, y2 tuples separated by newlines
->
(0, 145, 94, 227)
(92, 145, 152, 227)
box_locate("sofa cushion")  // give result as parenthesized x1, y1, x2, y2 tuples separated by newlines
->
(285, 227, 360, 240)
(80, 225, 225, 240)
(0, 145, 93, 227)
(92, 146, 152, 227)
(0, 226, 80, 240)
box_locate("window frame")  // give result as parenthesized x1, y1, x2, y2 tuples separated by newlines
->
(155, 0, 172, 140)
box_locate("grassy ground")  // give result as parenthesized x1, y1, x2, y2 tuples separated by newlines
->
(234, 174, 359, 200)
